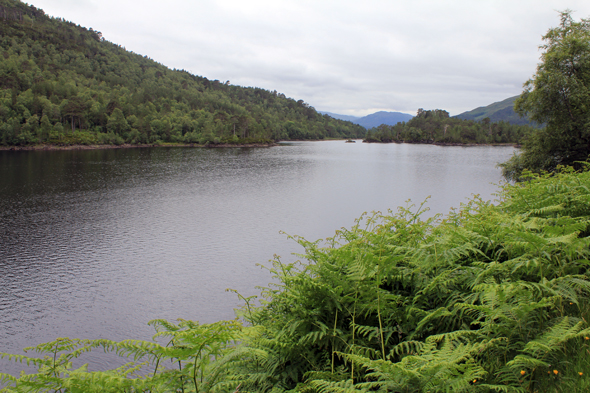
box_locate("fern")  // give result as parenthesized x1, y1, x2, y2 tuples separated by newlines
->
(4, 167, 590, 391)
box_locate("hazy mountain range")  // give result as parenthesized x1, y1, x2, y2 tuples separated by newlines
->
(320, 111, 414, 129)
(324, 95, 538, 129)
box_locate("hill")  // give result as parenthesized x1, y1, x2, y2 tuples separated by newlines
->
(320, 110, 413, 129)
(0, 0, 365, 147)
(454, 96, 539, 127)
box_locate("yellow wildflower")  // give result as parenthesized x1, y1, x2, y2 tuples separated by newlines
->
(579, 372, 584, 376)
(520, 370, 526, 375)
(553, 369, 559, 375)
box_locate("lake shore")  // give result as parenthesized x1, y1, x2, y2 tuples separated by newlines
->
(362, 140, 520, 147)
(0, 142, 278, 151)
(0, 140, 520, 151)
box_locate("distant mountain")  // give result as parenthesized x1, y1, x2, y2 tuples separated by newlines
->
(356, 111, 414, 129)
(320, 112, 361, 122)
(320, 111, 413, 129)
(454, 96, 539, 127)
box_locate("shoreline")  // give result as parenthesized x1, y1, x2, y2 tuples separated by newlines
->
(362, 140, 520, 147)
(0, 142, 278, 151)
(0, 140, 519, 152)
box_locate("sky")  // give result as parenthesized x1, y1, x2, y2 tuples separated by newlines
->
(27, 0, 590, 116)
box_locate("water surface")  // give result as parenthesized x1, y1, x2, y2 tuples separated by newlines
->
(0, 141, 515, 373)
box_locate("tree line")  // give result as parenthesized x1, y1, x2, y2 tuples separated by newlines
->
(0, 0, 365, 147)
(364, 108, 535, 145)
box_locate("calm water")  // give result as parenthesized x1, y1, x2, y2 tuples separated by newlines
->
(0, 141, 515, 373)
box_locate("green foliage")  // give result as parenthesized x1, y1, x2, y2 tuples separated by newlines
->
(232, 167, 590, 391)
(502, 11, 590, 180)
(0, 320, 243, 392)
(364, 108, 533, 145)
(0, 0, 365, 147)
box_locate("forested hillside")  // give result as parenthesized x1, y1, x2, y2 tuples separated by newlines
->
(0, 0, 365, 147)
(454, 96, 539, 127)
(365, 108, 535, 144)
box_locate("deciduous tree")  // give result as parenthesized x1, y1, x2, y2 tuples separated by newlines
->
(502, 11, 590, 180)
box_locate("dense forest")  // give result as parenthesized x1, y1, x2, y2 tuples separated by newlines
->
(0, 0, 365, 147)
(364, 108, 535, 144)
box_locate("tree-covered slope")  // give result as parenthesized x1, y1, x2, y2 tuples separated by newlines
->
(454, 95, 539, 127)
(0, 0, 365, 147)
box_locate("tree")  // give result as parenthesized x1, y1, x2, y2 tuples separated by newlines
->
(61, 96, 89, 133)
(106, 108, 130, 135)
(502, 11, 590, 180)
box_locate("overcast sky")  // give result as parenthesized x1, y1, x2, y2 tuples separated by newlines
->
(28, 0, 590, 116)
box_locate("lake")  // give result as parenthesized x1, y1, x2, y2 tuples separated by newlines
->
(0, 141, 515, 373)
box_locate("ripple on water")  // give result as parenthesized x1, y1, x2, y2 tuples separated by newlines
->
(0, 143, 516, 375)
